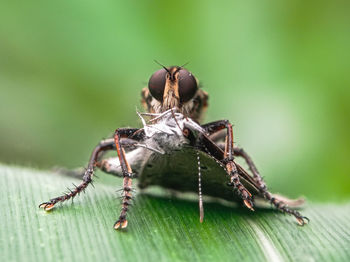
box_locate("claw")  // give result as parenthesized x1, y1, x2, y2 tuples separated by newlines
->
(114, 221, 121, 229)
(244, 199, 255, 211)
(39, 202, 55, 211)
(121, 220, 128, 228)
(296, 216, 309, 226)
(114, 220, 128, 230)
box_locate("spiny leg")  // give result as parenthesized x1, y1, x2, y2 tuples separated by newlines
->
(233, 147, 309, 225)
(203, 120, 308, 225)
(53, 137, 144, 178)
(200, 120, 254, 210)
(113, 128, 143, 230)
(223, 124, 254, 210)
(45, 136, 143, 179)
(233, 147, 261, 185)
(39, 138, 115, 210)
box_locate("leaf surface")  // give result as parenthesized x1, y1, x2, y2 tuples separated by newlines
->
(1, 165, 349, 262)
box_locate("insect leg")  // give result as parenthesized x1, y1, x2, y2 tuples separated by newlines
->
(39, 138, 115, 211)
(199, 120, 254, 210)
(113, 128, 142, 230)
(201, 120, 231, 137)
(233, 147, 309, 225)
(53, 137, 144, 178)
(233, 147, 262, 185)
(202, 121, 308, 225)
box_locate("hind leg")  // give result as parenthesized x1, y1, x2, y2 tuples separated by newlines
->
(39, 138, 116, 210)
(233, 147, 308, 225)
(201, 121, 308, 225)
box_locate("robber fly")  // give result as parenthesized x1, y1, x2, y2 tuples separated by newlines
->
(39, 64, 308, 229)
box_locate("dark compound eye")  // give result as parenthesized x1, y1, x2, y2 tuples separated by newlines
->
(178, 69, 198, 103)
(148, 68, 167, 101)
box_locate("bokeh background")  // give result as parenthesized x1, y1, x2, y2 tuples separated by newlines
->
(0, 0, 349, 202)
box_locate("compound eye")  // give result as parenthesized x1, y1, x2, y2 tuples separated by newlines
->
(178, 69, 198, 103)
(148, 69, 167, 101)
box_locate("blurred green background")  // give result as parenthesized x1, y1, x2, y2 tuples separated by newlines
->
(0, 0, 349, 202)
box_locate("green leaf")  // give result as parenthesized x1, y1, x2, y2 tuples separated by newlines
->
(1, 164, 350, 262)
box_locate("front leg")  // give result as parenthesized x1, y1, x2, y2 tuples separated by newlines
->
(113, 128, 140, 230)
(200, 120, 254, 210)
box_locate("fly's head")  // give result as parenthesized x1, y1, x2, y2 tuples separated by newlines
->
(149, 65, 198, 111)
(142, 64, 208, 123)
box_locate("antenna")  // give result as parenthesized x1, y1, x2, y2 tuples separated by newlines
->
(153, 60, 170, 73)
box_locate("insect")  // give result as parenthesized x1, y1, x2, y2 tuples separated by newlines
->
(39, 64, 309, 229)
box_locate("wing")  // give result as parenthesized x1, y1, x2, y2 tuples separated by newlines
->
(138, 146, 260, 202)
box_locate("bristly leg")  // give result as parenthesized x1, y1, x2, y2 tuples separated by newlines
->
(233, 147, 309, 225)
(39, 139, 115, 211)
(113, 128, 141, 230)
(225, 161, 254, 211)
(200, 120, 254, 210)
